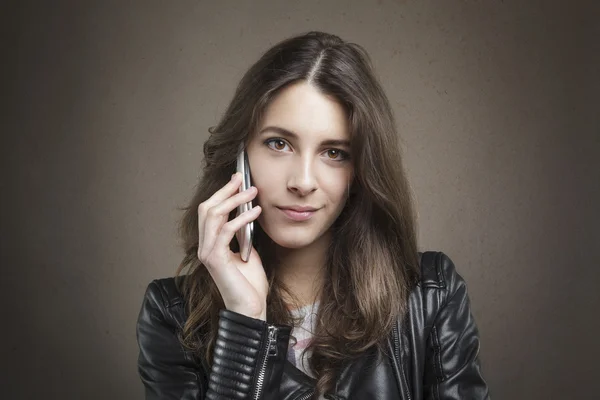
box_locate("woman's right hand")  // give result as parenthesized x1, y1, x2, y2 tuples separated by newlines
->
(197, 172, 268, 320)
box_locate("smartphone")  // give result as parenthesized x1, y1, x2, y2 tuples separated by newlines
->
(235, 144, 254, 262)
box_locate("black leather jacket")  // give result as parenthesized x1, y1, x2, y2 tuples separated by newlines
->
(136, 252, 490, 399)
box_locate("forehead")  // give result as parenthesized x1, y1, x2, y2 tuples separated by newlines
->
(257, 81, 350, 141)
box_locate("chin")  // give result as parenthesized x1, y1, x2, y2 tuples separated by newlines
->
(271, 236, 315, 249)
(257, 216, 321, 249)
(265, 227, 318, 249)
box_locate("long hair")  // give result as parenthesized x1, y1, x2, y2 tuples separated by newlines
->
(175, 31, 420, 398)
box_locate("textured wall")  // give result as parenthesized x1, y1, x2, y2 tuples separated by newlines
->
(2, 1, 598, 399)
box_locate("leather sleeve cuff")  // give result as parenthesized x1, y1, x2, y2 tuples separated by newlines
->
(205, 309, 292, 400)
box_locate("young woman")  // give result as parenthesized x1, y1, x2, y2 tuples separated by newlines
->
(136, 31, 490, 400)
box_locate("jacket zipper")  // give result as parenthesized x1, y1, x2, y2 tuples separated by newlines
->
(297, 391, 314, 400)
(392, 323, 412, 400)
(253, 324, 408, 400)
(253, 325, 278, 400)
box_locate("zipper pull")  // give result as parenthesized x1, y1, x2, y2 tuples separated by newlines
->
(267, 326, 278, 356)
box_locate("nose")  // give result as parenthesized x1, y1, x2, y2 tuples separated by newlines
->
(287, 155, 317, 196)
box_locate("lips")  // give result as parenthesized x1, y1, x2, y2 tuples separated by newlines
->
(279, 206, 318, 212)
(277, 207, 319, 221)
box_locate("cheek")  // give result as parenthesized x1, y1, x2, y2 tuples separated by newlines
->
(250, 164, 271, 190)
(249, 163, 276, 205)
(327, 170, 353, 200)
(330, 182, 348, 201)
(247, 151, 268, 186)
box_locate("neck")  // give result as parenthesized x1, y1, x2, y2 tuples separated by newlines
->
(275, 231, 330, 310)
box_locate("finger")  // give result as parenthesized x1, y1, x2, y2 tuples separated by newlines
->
(209, 186, 258, 219)
(199, 187, 258, 259)
(198, 209, 225, 263)
(205, 206, 262, 306)
(199, 201, 232, 263)
(197, 173, 242, 254)
(202, 172, 244, 210)
(213, 205, 262, 257)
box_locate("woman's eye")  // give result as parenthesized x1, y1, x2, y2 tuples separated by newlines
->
(264, 139, 349, 162)
(265, 138, 289, 151)
(325, 149, 349, 161)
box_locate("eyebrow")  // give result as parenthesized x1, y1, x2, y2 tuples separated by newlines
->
(258, 126, 351, 147)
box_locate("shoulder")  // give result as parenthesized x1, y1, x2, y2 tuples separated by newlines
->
(414, 252, 489, 397)
(136, 277, 206, 396)
(418, 251, 467, 294)
(137, 276, 187, 332)
(142, 277, 185, 308)
(414, 251, 472, 323)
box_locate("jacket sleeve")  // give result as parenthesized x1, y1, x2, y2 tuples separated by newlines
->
(424, 254, 491, 400)
(205, 309, 292, 399)
(136, 280, 292, 400)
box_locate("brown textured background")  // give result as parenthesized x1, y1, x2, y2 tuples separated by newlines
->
(2, 1, 598, 399)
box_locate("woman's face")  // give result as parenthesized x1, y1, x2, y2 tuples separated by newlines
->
(246, 81, 354, 249)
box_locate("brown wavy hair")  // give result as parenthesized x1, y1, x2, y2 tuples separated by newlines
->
(175, 31, 420, 398)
